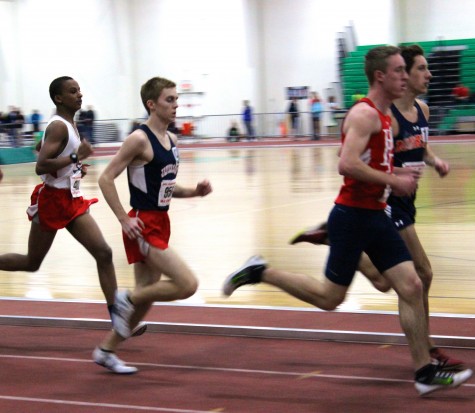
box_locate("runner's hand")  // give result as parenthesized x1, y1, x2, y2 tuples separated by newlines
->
(195, 179, 213, 197)
(120, 216, 145, 240)
(81, 163, 90, 178)
(391, 174, 417, 197)
(434, 157, 450, 177)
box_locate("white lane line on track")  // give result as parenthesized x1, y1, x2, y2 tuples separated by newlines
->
(0, 395, 210, 413)
(1, 353, 474, 388)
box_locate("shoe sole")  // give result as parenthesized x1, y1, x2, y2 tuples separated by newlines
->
(222, 256, 266, 297)
(92, 349, 139, 375)
(222, 271, 244, 297)
(439, 363, 465, 371)
(415, 368, 473, 396)
(131, 323, 148, 338)
(94, 360, 138, 374)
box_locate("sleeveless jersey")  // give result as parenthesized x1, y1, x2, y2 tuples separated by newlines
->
(391, 100, 428, 167)
(41, 115, 81, 189)
(128, 125, 179, 211)
(386, 100, 429, 220)
(335, 98, 394, 210)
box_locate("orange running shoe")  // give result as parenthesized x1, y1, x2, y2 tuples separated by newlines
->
(289, 222, 328, 245)
(430, 347, 464, 370)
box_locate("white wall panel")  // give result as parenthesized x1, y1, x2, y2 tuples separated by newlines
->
(1, 0, 475, 130)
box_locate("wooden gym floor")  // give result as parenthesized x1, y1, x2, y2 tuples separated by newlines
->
(0, 137, 474, 315)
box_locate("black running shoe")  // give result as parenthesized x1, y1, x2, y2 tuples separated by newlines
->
(222, 255, 267, 297)
(415, 364, 473, 396)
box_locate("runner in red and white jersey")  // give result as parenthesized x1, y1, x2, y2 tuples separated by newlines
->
(0, 76, 118, 323)
(335, 97, 394, 210)
(221, 46, 472, 395)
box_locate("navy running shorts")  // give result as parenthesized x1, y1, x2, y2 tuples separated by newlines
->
(386, 194, 416, 230)
(325, 204, 412, 286)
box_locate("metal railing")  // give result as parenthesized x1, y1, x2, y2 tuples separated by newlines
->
(2, 104, 475, 149)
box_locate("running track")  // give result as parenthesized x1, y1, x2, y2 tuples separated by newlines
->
(0, 299, 473, 412)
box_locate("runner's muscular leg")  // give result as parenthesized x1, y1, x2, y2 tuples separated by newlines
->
(383, 260, 431, 370)
(398, 224, 434, 343)
(98, 264, 161, 351)
(399, 225, 432, 293)
(0, 221, 56, 271)
(262, 267, 348, 311)
(128, 261, 161, 329)
(129, 246, 198, 305)
(357, 253, 392, 293)
(66, 212, 117, 305)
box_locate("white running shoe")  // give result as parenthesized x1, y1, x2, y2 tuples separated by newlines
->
(92, 347, 138, 374)
(112, 290, 135, 338)
(222, 255, 267, 297)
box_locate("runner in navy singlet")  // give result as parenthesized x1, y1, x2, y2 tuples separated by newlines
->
(387, 99, 429, 229)
(93, 76, 212, 374)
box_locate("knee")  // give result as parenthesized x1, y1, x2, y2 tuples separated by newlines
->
(177, 277, 199, 300)
(94, 244, 113, 264)
(317, 295, 344, 311)
(366, 268, 392, 293)
(319, 302, 338, 311)
(399, 274, 424, 301)
(374, 278, 392, 293)
(415, 265, 433, 290)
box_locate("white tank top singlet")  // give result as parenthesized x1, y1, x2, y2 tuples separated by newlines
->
(41, 115, 81, 189)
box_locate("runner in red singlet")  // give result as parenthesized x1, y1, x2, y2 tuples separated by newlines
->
(222, 46, 472, 395)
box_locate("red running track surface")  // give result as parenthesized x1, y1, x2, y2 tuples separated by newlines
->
(0, 299, 474, 412)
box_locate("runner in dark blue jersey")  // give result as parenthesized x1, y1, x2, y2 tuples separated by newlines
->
(93, 77, 212, 374)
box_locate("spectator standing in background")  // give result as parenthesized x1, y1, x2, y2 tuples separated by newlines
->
(6, 106, 24, 147)
(288, 97, 300, 138)
(84, 105, 96, 144)
(77, 109, 87, 137)
(309, 91, 322, 140)
(30, 110, 42, 133)
(0, 111, 5, 137)
(242, 100, 255, 141)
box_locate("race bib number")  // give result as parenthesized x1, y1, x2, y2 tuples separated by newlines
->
(70, 169, 83, 198)
(402, 161, 426, 172)
(158, 179, 176, 207)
